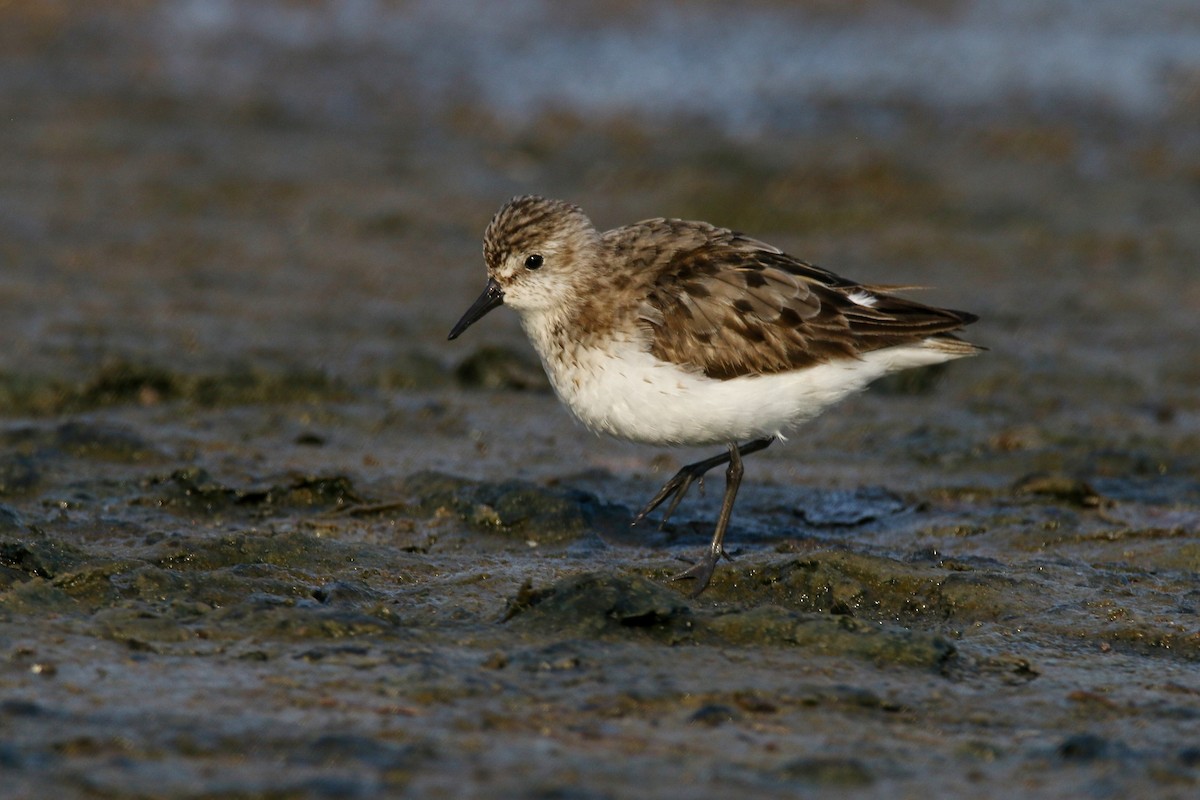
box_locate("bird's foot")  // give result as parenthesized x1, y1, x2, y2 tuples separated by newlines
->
(631, 462, 709, 530)
(670, 545, 731, 597)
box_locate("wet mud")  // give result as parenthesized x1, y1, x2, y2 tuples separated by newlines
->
(2, 2, 1199, 798)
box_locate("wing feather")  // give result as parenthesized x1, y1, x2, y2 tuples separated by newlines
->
(629, 223, 978, 379)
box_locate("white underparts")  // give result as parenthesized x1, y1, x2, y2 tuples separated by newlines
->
(529, 333, 968, 447)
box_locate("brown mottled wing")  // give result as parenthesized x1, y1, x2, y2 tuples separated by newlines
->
(635, 223, 977, 380)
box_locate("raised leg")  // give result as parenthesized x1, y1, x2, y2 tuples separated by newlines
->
(671, 441, 749, 596)
(631, 437, 773, 530)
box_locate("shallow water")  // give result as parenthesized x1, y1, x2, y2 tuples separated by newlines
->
(2, 2, 1199, 798)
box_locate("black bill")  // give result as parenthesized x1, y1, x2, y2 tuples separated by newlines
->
(448, 277, 504, 340)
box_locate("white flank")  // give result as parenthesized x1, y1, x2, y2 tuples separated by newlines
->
(530, 333, 967, 447)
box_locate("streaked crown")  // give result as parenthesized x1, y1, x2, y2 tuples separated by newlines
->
(483, 195, 595, 273)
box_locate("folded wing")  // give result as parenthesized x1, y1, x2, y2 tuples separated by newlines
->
(637, 226, 978, 380)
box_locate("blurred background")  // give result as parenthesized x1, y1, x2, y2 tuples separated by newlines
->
(3, 4, 1200, 797)
(2, 0, 1198, 413)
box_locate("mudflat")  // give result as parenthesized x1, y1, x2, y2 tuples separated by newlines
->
(1, 3, 1198, 798)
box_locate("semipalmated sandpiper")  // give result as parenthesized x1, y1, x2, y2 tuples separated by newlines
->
(450, 195, 980, 595)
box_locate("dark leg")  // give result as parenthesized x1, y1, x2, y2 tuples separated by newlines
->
(670, 441, 750, 596)
(631, 437, 773, 530)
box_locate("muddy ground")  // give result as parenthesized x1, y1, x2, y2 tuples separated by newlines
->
(1, 3, 1199, 799)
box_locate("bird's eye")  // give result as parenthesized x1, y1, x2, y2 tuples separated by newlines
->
(524, 254, 544, 270)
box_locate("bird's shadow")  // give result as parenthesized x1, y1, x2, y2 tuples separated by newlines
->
(591, 483, 911, 552)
